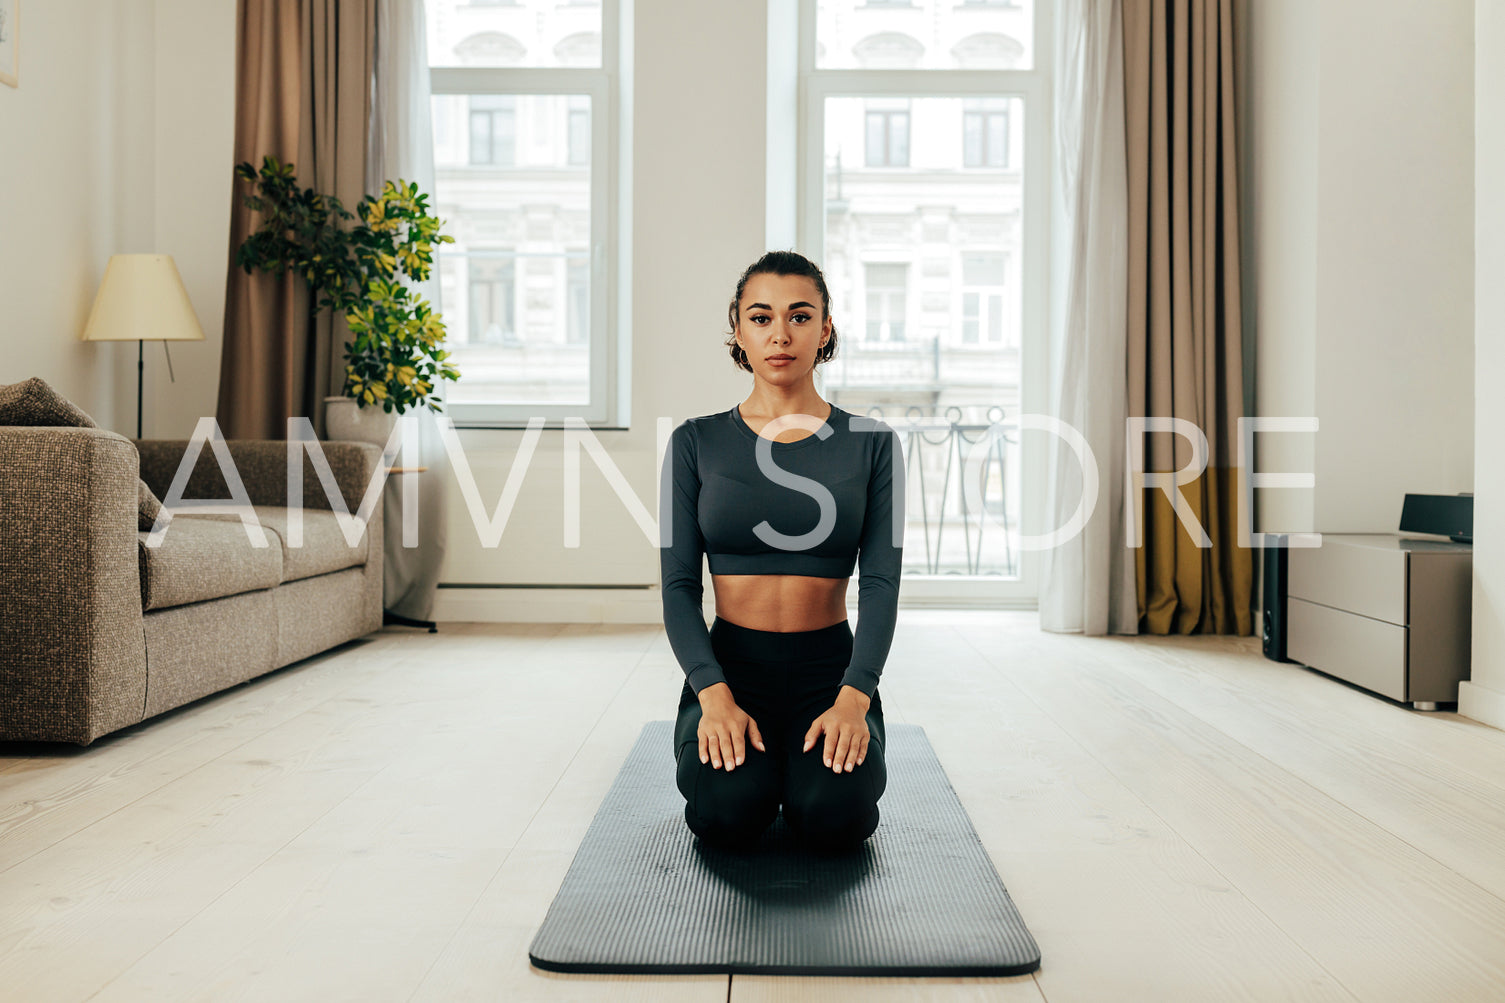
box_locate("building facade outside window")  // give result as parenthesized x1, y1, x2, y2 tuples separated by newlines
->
(426, 0, 622, 423)
(804, 0, 1047, 593)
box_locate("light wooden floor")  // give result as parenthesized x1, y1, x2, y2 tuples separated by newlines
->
(3, 611, 1505, 1002)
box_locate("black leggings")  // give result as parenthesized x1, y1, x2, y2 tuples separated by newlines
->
(673, 616, 887, 851)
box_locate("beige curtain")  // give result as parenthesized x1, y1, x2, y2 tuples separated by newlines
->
(218, 0, 376, 440)
(1123, 0, 1252, 635)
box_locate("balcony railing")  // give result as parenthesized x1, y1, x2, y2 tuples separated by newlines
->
(855, 404, 1020, 578)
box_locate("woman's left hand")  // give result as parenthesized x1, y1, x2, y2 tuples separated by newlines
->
(803, 686, 872, 774)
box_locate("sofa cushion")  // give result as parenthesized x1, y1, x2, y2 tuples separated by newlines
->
(0, 376, 99, 426)
(137, 516, 283, 612)
(0, 376, 167, 532)
(185, 506, 369, 583)
(138, 480, 164, 528)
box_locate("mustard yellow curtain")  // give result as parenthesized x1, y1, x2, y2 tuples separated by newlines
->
(1123, 0, 1252, 635)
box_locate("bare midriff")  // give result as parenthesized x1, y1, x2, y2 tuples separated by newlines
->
(711, 573, 849, 633)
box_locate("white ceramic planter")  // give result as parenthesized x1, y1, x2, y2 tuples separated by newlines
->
(323, 395, 399, 446)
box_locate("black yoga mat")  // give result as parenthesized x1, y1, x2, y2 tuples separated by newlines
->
(528, 720, 1041, 977)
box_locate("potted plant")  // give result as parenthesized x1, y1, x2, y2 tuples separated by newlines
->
(232, 155, 460, 442)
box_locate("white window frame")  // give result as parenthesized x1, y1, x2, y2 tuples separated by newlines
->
(797, 0, 1052, 607)
(430, 0, 631, 428)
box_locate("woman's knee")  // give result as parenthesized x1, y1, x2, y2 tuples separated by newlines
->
(677, 746, 780, 843)
(784, 796, 880, 850)
(782, 759, 885, 849)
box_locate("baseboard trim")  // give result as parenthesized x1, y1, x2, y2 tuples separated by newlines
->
(1458, 680, 1505, 732)
(432, 587, 671, 624)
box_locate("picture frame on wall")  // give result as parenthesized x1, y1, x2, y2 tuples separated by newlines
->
(0, 0, 17, 89)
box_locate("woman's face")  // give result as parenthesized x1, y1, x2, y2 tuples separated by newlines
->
(734, 273, 832, 388)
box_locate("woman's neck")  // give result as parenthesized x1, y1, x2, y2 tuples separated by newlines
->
(741, 381, 828, 419)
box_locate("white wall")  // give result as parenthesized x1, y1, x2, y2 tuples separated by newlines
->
(1461, 0, 1505, 729)
(0, 0, 150, 426)
(1242, 0, 1319, 538)
(146, 0, 236, 440)
(1246, 0, 1474, 540)
(1311, 0, 1474, 529)
(0, 0, 233, 438)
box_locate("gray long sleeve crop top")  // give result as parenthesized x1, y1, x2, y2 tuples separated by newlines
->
(658, 402, 904, 698)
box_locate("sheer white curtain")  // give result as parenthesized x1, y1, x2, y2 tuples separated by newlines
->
(368, 0, 448, 623)
(1038, 0, 1136, 634)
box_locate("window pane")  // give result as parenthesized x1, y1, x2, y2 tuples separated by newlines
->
(818, 0, 1033, 71)
(988, 111, 1008, 166)
(567, 259, 589, 344)
(433, 94, 593, 405)
(962, 291, 979, 343)
(865, 112, 885, 167)
(891, 113, 909, 166)
(568, 96, 591, 166)
(963, 112, 982, 167)
(426, 0, 602, 69)
(469, 112, 492, 165)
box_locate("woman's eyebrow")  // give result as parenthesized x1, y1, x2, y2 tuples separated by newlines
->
(747, 301, 817, 311)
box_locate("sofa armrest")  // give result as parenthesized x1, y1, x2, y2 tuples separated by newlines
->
(136, 439, 386, 515)
(0, 426, 148, 744)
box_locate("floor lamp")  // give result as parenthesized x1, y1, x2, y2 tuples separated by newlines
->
(82, 254, 206, 439)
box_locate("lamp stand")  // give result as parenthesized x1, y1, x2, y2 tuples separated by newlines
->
(135, 339, 144, 440)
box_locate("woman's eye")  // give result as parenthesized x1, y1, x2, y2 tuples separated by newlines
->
(793, 313, 811, 323)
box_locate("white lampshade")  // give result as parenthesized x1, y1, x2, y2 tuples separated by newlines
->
(82, 254, 206, 343)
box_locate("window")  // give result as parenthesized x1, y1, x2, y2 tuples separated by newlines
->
(864, 263, 908, 342)
(426, 0, 625, 425)
(566, 257, 589, 344)
(567, 95, 590, 166)
(959, 253, 1005, 344)
(467, 255, 517, 344)
(963, 98, 1009, 168)
(803, 0, 1046, 590)
(864, 103, 910, 167)
(468, 95, 516, 166)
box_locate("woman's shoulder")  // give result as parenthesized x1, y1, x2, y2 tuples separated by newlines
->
(676, 407, 734, 431)
(669, 408, 736, 448)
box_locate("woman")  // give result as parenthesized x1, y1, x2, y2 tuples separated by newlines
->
(660, 250, 904, 852)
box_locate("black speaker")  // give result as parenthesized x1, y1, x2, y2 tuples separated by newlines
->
(1262, 533, 1290, 662)
(1399, 493, 1473, 544)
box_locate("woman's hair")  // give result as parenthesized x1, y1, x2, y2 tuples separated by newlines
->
(724, 250, 840, 373)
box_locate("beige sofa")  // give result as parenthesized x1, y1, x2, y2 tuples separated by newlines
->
(0, 427, 384, 746)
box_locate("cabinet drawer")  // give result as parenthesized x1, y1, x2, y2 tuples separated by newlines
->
(1287, 597, 1408, 702)
(1288, 540, 1407, 624)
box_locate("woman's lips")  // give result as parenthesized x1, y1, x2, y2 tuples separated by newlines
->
(767, 356, 794, 366)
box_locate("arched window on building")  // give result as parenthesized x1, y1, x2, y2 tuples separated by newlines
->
(454, 31, 527, 67)
(852, 32, 925, 70)
(554, 32, 601, 68)
(950, 32, 1025, 70)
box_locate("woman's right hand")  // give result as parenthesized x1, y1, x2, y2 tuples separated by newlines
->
(696, 682, 765, 771)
